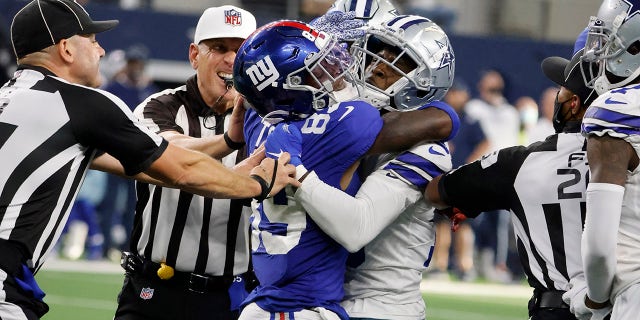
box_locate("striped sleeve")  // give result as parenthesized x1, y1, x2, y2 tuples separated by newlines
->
(382, 142, 452, 190)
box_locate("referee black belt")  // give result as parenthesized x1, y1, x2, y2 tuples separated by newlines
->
(120, 252, 234, 294)
(532, 290, 569, 309)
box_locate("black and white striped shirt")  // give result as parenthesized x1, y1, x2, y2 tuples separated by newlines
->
(131, 76, 251, 277)
(438, 132, 588, 292)
(0, 65, 167, 271)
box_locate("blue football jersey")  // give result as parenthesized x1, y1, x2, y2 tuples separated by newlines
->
(242, 101, 383, 319)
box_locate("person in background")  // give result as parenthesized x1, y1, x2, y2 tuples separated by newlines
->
(429, 78, 485, 281)
(465, 69, 519, 283)
(527, 87, 558, 144)
(515, 96, 540, 145)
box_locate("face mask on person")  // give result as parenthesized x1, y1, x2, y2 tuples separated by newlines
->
(552, 96, 571, 133)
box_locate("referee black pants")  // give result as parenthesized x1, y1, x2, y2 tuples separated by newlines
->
(114, 274, 239, 320)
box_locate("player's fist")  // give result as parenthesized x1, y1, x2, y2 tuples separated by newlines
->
(265, 123, 303, 167)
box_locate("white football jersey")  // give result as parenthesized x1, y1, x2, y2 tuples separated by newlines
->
(582, 85, 640, 299)
(296, 141, 451, 319)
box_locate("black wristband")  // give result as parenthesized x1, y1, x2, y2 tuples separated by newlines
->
(224, 131, 245, 150)
(250, 159, 278, 201)
(250, 175, 270, 201)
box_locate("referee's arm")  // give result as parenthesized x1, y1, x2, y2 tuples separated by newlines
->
(92, 142, 298, 199)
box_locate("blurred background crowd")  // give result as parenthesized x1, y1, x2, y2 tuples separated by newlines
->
(0, 0, 600, 284)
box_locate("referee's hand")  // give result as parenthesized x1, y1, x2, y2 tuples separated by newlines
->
(251, 150, 300, 197)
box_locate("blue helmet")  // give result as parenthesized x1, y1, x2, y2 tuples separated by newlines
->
(233, 20, 354, 122)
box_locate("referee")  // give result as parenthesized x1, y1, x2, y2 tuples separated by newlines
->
(114, 6, 258, 320)
(0, 1, 296, 319)
(426, 48, 598, 320)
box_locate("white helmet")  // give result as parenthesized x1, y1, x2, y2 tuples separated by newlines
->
(581, 0, 640, 94)
(327, 0, 400, 28)
(351, 15, 455, 111)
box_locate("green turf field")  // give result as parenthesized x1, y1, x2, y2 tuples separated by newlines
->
(36, 269, 529, 320)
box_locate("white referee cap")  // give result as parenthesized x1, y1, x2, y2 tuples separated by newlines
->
(193, 6, 256, 44)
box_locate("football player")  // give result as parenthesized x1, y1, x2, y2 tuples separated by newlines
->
(233, 17, 457, 320)
(579, 0, 640, 318)
(260, 14, 456, 320)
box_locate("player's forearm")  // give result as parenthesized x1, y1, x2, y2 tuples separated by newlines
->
(369, 108, 452, 154)
(295, 171, 420, 252)
(582, 182, 624, 303)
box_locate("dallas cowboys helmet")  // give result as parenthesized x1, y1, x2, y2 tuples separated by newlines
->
(351, 15, 455, 111)
(582, 0, 640, 94)
(328, 0, 400, 28)
(233, 20, 354, 122)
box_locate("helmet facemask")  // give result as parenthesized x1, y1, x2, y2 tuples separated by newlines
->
(286, 40, 357, 111)
(581, 10, 640, 94)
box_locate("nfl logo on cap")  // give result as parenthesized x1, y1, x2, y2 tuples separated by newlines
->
(225, 9, 242, 26)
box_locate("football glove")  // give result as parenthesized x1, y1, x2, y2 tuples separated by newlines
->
(563, 277, 592, 320)
(310, 11, 366, 42)
(265, 123, 303, 167)
(435, 207, 468, 232)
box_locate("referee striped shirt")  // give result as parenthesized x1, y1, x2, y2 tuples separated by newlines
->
(438, 132, 588, 292)
(0, 66, 167, 272)
(131, 75, 251, 277)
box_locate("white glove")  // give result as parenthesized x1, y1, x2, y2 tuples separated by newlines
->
(589, 306, 612, 320)
(563, 277, 612, 320)
(562, 279, 591, 320)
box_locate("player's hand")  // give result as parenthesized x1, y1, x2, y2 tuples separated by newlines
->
(265, 123, 303, 167)
(434, 207, 467, 232)
(563, 277, 592, 320)
(310, 11, 366, 42)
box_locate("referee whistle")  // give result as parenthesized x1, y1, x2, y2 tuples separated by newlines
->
(157, 262, 175, 280)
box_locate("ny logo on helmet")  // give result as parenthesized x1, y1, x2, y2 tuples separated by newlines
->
(245, 55, 280, 91)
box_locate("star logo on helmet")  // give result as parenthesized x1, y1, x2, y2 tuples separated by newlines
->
(435, 41, 454, 73)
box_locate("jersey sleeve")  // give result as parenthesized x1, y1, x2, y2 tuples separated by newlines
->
(582, 89, 640, 161)
(382, 141, 452, 190)
(67, 87, 167, 176)
(295, 169, 423, 252)
(438, 145, 529, 216)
